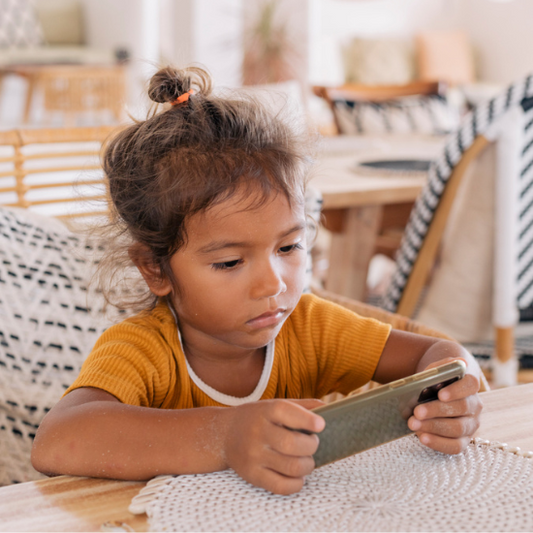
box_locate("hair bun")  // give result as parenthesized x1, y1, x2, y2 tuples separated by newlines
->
(148, 65, 212, 105)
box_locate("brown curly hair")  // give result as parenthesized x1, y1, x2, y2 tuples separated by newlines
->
(98, 65, 315, 312)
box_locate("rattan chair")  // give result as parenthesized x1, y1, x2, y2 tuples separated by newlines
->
(6, 65, 126, 126)
(0, 126, 115, 222)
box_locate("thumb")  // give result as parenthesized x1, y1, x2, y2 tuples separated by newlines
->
(283, 399, 326, 433)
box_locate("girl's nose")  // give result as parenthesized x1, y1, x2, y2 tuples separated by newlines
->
(252, 260, 287, 299)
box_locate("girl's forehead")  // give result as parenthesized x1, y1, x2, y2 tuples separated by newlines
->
(186, 190, 305, 242)
(207, 188, 304, 221)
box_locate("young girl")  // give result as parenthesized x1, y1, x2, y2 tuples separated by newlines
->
(31, 66, 483, 496)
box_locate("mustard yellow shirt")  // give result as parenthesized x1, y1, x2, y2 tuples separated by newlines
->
(66, 294, 391, 408)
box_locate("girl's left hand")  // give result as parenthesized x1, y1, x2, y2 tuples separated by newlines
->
(407, 357, 483, 454)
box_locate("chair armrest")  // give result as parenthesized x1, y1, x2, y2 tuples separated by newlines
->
(311, 285, 490, 391)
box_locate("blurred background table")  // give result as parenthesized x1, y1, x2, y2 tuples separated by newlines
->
(312, 135, 444, 300)
(0, 383, 531, 532)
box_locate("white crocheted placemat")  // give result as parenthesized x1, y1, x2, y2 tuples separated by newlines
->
(129, 436, 533, 532)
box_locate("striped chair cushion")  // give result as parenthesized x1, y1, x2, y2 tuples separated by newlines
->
(333, 95, 460, 136)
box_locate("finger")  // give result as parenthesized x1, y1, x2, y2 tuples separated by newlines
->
(437, 374, 481, 401)
(408, 415, 480, 439)
(262, 447, 316, 479)
(416, 432, 471, 455)
(413, 395, 483, 420)
(265, 423, 320, 456)
(265, 400, 325, 434)
(255, 467, 306, 495)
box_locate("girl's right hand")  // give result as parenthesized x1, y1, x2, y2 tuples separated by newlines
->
(223, 399, 325, 495)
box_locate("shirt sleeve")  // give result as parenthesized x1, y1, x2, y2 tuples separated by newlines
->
(64, 318, 175, 407)
(288, 294, 392, 397)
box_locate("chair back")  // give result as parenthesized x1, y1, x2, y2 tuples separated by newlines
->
(312, 81, 455, 135)
(0, 126, 117, 222)
(313, 80, 445, 103)
(382, 74, 533, 317)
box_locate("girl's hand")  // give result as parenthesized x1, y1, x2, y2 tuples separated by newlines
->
(223, 399, 325, 495)
(407, 357, 483, 454)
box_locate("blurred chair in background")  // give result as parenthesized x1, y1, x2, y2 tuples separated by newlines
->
(0, 0, 124, 126)
(312, 80, 456, 137)
(381, 73, 533, 387)
(11, 64, 126, 126)
(0, 126, 114, 221)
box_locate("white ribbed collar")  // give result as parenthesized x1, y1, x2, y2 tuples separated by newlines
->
(168, 304, 274, 406)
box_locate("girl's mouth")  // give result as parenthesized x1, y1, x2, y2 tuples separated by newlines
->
(246, 309, 286, 329)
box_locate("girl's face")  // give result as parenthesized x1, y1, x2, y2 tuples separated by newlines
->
(153, 185, 308, 357)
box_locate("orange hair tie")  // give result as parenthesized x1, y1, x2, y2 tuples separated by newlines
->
(171, 89, 194, 106)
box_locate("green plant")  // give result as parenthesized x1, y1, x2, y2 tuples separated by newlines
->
(243, 0, 299, 85)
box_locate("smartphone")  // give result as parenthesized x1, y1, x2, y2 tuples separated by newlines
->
(311, 360, 467, 468)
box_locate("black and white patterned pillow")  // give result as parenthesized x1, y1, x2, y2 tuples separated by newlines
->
(0, 207, 128, 485)
(333, 95, 460, 136)
(0, 0, 44, 48)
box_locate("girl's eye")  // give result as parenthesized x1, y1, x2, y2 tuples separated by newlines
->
(279, 243, 303, 254)
(212, 259, 241, 271)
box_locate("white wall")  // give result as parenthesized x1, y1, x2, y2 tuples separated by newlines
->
(318, 0, 456, 38)
(79, 0, 160, 116)
(75, 0, 533, 93)
(80, 0, 242, 111)
(458, 0, 533, 84)
(160, 0, 244, 88)
(307, 0, 533, 86)
(307, 0, 462, 84)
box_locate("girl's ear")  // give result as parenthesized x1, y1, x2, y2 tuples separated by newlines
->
(128, 243, 173, 296)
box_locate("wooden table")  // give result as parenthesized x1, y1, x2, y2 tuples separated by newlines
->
(311, 135, 444, 300)
(0, 383, 531, 532)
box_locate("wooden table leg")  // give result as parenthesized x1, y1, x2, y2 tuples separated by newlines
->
(323, 205, 383, 301)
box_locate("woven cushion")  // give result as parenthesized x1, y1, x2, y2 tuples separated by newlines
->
(333, 95, 460, 136)
(0, 0, 44, 48)
(343, 38, 414, 85)
(0, 207, 127, 485)
(34, 0, 84, 46)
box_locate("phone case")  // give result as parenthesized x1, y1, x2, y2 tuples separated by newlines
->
(311, 360, 466, 468)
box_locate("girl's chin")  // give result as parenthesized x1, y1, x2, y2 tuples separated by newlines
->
(241, 322, 285, 347)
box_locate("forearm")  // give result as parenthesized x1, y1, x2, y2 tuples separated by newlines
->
(32, 401, 231, 480)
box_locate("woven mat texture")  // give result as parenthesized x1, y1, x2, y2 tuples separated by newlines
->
(133, 436, 533, 532)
